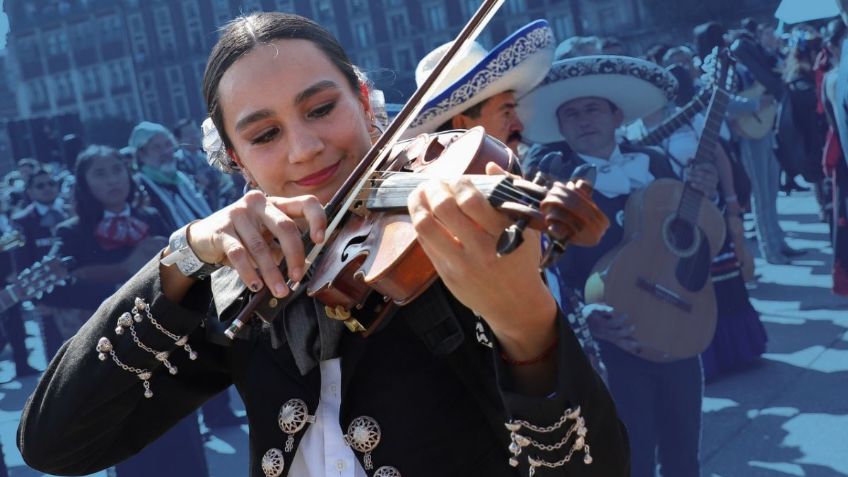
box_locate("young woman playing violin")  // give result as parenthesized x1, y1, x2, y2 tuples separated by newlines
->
(18, 12, 628, 477)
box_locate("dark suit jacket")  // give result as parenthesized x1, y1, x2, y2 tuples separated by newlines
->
(10, 203, 66, 269)
(18, 258, 630, 477)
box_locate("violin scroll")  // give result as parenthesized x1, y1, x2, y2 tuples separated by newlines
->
(495, 162, 609, 268)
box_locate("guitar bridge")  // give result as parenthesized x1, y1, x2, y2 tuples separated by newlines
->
(636, 277, 692, 312)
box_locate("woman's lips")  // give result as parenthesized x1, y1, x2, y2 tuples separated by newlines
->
(294, 161, 341, 187)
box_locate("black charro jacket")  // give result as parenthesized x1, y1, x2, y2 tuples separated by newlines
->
(17, 256, 629, 477)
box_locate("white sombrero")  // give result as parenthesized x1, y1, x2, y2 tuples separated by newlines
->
(519, 55, 678, 144)
(403, 20, 555, 138)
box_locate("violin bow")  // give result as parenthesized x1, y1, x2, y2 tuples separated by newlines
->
(226, 0, 506, 338)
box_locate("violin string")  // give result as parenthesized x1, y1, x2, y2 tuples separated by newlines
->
(363, 172, 542, 205)
(363, 171, 550, 205)
(355, 187, 542, 207)
(364, 188, 541, 208)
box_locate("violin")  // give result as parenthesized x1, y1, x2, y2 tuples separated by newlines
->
(225, 127, 608, 337)
(223, 0, 609, 338)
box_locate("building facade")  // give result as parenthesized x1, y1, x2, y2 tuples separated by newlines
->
(1, 0, 779, 158)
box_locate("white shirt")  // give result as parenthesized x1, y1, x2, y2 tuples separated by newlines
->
(289, 358, 367, 477)
(577, 146, 654, 198)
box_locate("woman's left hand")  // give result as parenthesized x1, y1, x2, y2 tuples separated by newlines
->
(408, 162, 557, 360)
(687, 162, 719, 198)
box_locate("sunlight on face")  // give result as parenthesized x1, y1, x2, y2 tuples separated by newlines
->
(217, 39, 372, 204)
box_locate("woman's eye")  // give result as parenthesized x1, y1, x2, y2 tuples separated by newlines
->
(251, 128, 279, 145)
(308, 102, 336, 119)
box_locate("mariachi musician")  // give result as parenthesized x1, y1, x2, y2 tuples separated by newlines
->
(18, 11, 628, 477)
(518, 55, 718, 477)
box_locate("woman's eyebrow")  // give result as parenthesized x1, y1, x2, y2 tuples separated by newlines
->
(235, 109, 274, 132)
(294, 80, 339, 105)
(234, 80, 340, 133)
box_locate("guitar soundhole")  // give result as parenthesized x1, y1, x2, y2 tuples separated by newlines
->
(662, 215, 701, 258)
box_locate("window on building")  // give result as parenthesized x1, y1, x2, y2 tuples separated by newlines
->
(242, 0, 262, 12)
(551, 14, 572, 40)
(29, 79, 47, 105)
(394, 47, 413, 70)
(154, 6, 177, 53)
(118, 96, 138, 120)
(166, 66, 190, 120)
(110, 62, 127, 88)
(182, 1, 205, 52)
(424, 3, 447, 31)
(128, 14, 149, 61)
(55, 73, 74, 101)
(462, 0, 478, 18)
(357, 53, 378, 71)
(314, 0, 333, 19)
(353, 21, 373, 48)
(140, 72, 155, 93)
(505, 0, 526, 14)
(349, 0, 367, 13)
(274, 0, 294, 12)
(388, 13, 408, 38)
(597, 7, 618, 32)
(82, 68, 101, 95)
(100, 14, 122, 43)
(213, 0, 231, 26)
(45, 30, 67, 56)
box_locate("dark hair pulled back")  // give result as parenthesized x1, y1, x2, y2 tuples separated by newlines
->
(202, 12, 360, 170)
(74, 145, 136, 231)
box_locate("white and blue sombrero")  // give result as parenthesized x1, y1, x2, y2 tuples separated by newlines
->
(519, 55, 678, 144)
(403, 20, 556, 138)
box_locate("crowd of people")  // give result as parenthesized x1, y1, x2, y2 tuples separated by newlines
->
(0, 6, 844, 477)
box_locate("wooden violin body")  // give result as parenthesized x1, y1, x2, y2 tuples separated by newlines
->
(237, 130, 608, 335)
(308, 127, 606, 312)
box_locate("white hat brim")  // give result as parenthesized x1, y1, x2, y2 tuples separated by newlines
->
(519, 56, 678, 144)
(404, 20, 555, 138)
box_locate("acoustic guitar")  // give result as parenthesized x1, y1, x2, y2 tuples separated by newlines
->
(634, 87, 712, 147)
(0, 230, 25, 253)
(731, 82, 777, 139)
(0, 256, 72, 314)
(583, 52, 733, 363)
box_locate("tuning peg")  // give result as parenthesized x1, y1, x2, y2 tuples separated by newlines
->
(57, 279, 67, 286)
(47, 285, 55, 293)
(35, 291, 44, 299)
(32, 261, 42, 269)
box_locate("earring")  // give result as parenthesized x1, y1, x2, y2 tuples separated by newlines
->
(369, 116, 384, 142)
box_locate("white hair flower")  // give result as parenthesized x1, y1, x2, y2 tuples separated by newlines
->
(201, 117, 236, 173)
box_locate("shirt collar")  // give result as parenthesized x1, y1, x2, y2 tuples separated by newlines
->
(103, 204, 132, 219)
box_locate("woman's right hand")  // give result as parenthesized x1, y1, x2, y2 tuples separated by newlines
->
(183, 190, 327, 298)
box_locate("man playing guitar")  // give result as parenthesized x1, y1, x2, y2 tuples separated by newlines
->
(519, 55, 718, 477)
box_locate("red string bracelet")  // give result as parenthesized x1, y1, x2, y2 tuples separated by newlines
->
(500, 336, 560, 366)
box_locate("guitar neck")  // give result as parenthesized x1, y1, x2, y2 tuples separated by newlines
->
(637, 91, 710, 146)
(677, 87, 731, 224)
